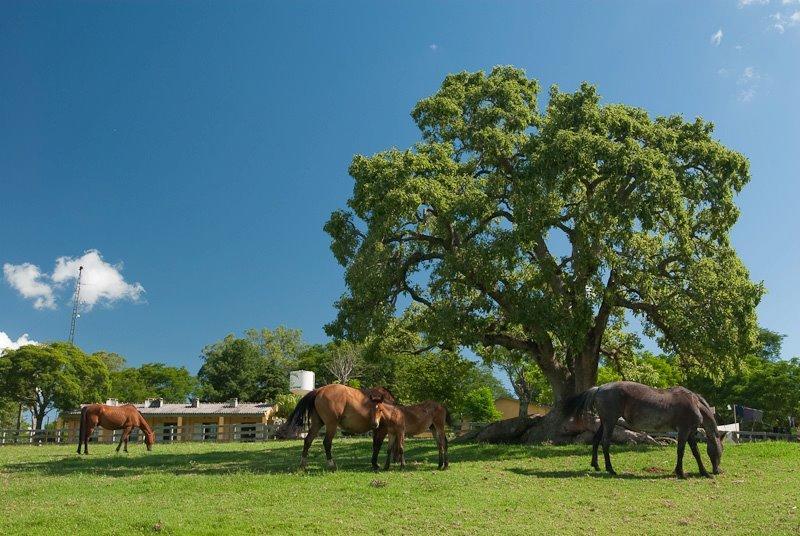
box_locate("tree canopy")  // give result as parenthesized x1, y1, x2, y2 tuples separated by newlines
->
(326, 66, 762, 407)
(197, 333, 289, 402)
(108, 363, 197, 403)
(0, 342, 110, 428)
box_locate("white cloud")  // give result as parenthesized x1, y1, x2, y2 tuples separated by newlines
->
(429, 44, 438, 51)
(0, 331, 38, 354)
(741, 66, 758, 80)
(4, 250, 144, 311)
(782, 0, 799, 5)
(737, 66, 762, 102)
(739, 0, 770, 6)
(710, 29, 724, 46)
(3, 263, 55, 309)
(51, 250, 145, 310)
(738, 87, 757, 102)
(772, 9, 800, 31)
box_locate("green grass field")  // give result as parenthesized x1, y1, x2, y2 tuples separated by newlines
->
(1, 438, 798, 535)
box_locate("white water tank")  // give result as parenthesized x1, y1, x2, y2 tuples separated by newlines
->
(289, 370, 315, 395)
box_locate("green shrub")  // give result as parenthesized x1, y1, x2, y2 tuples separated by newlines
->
(274, 393, 300, 419)
(462, 387, 502, 422)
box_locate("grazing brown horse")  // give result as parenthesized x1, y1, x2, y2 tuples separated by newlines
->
(286, 384, 395, 470)
(565, 381, 727, 478)
(77, 404, 155, 454)
(371, 400, 450, 470)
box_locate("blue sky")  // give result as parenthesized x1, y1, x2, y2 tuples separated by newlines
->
(1, 1, 799, 373)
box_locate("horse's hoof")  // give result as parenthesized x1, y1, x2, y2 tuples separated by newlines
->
(326, 460, 337, 470)
(592, 465, 600, 472)
(676, 472, 687, 480)
(607, 470, 617, 476)
(701, 472, 713, 479)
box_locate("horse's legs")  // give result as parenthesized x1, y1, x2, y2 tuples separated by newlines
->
(397, 432, 406, 469)
(687, 433, 710, 478)
(384, 434, 394, 470)
(591, 424, 603, 471)
(674, 428, 690, 479)
(115, 429, 125, 453)
(434, 425, 448, 469)
(323, 424, 337, 470)
(442, 428, 449, 469)
(600, 419, 616, 475)
(121, 427, 133, 453)
(300, 413, 322, 469)
(84, 426, 95, 455)
(371, 427, 387, 471)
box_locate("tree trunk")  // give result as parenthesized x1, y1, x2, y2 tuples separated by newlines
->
(517, 395, 531, 418)
(477, 343, 603, 444)
(33, 408, 46, 431)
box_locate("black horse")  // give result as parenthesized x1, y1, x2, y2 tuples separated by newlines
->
(565, 381, 727, 478)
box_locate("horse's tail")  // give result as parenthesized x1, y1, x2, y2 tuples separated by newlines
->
(77, 406, 87, 453)
(287, 390, 317, 429)
(563, 386, 600, 421)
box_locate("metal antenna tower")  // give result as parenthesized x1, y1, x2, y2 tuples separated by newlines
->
(68, 266, 83, 344)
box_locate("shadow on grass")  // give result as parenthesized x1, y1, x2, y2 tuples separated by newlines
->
(4, 439, 669, 479)
(505, 466, 675, 480)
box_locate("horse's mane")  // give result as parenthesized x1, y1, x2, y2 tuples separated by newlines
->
(128, 404, 153, 433)
(693, 392, 720, 434)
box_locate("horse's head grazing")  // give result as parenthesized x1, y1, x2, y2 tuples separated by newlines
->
(144, 430, 155, 451)
(707, 431, 727, 474)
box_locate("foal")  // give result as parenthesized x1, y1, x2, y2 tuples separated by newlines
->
(372, 400, 450, 470)
(78, 403, 155, 454)
(566, 381, 726, 478)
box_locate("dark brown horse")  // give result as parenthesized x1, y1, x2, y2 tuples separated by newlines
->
(371, 400, 450, 470)
(286, 384, 395, 470)
(565, 381, 727, 478)
(77, 404, 155, 454)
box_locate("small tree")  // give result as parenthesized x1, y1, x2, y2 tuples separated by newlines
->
(394, 351, 478, 414)
(483, 346, 553, 417)
(274, 393, 300, 419)
(325, 341, 363, 384)
(463, 387, 502, 422)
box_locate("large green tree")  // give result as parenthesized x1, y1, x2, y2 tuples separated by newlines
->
(0, 343, 110, 429)
(0, 399, 23, 429)
(197, 335, 289, 402)
(325, 67, 762, 433)
(109, 363, 197, 403)
(244, 326, 306, 370)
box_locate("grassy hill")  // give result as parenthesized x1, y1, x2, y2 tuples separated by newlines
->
(1, 439, 798, 535)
